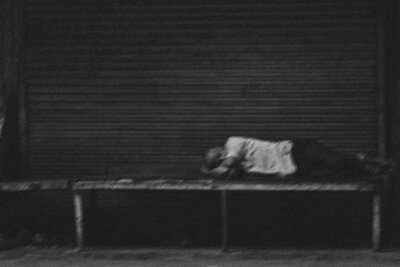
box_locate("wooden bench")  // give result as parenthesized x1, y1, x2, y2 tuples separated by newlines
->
(0, 180, 70, 191)
(71, 177, 384, 251)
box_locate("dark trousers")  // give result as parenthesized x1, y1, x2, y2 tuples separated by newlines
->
(291, 139, 368, 177)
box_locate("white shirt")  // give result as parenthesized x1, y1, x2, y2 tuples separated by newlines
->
(224, 136, 297, 176)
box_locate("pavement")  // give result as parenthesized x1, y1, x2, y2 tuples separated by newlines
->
(1, 247, 400, 266)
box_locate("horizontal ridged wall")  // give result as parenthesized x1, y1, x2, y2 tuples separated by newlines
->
(0, 2, 2, 97)
(26, 0, 378, 179)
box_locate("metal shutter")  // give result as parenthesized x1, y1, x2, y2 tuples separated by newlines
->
(0, 2, 3, 104)
(26, 0, 379, 179)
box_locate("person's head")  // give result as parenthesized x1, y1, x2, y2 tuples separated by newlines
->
(203, 147, 225, 170)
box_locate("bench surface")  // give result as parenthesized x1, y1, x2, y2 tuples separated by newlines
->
(0, 180, 70, 191)
(0, 177, 383, 192)
(72, 179, 379, 192)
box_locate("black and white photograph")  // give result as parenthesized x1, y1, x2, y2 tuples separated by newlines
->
(1, 0, 400, 266)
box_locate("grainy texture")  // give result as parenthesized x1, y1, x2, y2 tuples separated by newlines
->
(0, 1, 2, 100)
(72, 179, 378, 192)
(0, 179, 69, 191)
(221, 190, 228, 251)
(73, 190, 84, 250)
(25, 0, 379, 179)
(1, 0, 24, 181)
(4, 248, 400, 267)
(372, 193, 381, 251)
(71, 179, 381, 249)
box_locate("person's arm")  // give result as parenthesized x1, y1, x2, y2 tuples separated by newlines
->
(201, 156, 240, 178)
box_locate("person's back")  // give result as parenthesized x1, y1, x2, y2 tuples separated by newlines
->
(224, 137, 297, 177)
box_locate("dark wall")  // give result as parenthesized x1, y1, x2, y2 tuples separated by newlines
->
(384, 0, 400, 246)
(0, 0, 20, 181)
(0, 0, 2, 93)
(0, 0, 397, 249)
(0, 0, 4, 176)
(25, 0, 379, 179)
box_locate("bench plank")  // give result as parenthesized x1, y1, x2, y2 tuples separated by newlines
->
(0, 180, 70, 191)
(72, 179, 378, 192)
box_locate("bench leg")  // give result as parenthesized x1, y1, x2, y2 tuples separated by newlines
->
(73, 190, 84, 250)
(221, 190, 228, 252)
(372, 193, 381, 251)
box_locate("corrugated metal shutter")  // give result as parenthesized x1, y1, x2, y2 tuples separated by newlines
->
(0, 1, 3, 100)
(26, 0, 379, 179)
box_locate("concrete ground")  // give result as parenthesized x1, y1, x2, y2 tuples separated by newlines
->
(1, 248, 400, 267)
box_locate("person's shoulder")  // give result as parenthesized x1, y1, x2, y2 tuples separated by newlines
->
(225, 137, 249, 151)
(227, 136, 254, 147)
